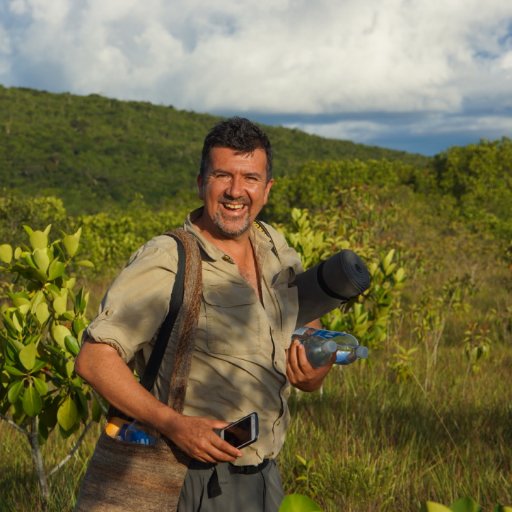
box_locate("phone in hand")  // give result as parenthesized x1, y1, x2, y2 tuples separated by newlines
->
(219, 412, 259, 449)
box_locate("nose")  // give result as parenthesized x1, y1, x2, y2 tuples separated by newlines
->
(226, 174, 244, 198)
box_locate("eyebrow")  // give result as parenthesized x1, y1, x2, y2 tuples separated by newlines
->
(210, 169, 264, 179)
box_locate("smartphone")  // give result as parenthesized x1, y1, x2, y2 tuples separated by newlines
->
(219, 412, 259, 449)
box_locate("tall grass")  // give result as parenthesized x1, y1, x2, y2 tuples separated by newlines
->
(0, 420, 100, 512)
(1, 344, 510, 511)
(280, 344, 512, 511)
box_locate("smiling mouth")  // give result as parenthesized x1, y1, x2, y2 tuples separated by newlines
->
(222, 203, 247, 211)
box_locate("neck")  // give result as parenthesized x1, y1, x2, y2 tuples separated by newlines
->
(192, 215, 252, 259)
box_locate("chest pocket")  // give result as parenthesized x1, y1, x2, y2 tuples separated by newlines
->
(202, 282, 262, 355)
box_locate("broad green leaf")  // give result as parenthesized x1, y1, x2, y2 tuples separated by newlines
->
(4, 365, 26, 377)
(33, 377, 48, 396)
(494, 506, 512, 512)
(14, 246, 22, 259)
(66, 360, 75, 378)
(451, 498, 482, 512)
(395, 267, 406, 283)
(72, 317, 87, 337)
(57, 396, 79, 431)
(30, 231, 49, 250)
(279, 494, 322, 512)
(76, 259, 94, 268)
(422, 503, 453, 512)
(53, 291, 68, 316)
(61, 311, 76, 321)
(22, 252, 37, 269)
(62, 228, 81, 257)
(19, 343, 37, 371)
(382, 248, 395, 269)
(33, 248, 50, 273)
(51, 324, 72, 348)
(0, 243, 13, 263)
(64, 335, 80, 357)
(18, 303, 30, 315)
(7, 380, 24, 404)
(22, 382, 42, 416)
(30, 290, 45, 309)
(35, 302, 50, 325)
(32, 359, 47, 373)
(10, 292, 30, 307)
(48, 259, 66, 281)
(64, 277, 77, 289)
(11, 313, 23, 333)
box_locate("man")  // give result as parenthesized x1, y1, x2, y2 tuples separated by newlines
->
(75, 117, 341, 511)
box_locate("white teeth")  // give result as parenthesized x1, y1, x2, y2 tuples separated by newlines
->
(224, 203, 244, 210)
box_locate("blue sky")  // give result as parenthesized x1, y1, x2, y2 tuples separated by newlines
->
(1, 0, 512, 155)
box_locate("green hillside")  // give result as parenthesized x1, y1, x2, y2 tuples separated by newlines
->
(1, 87, 512, 511)
(0, 85, 427, 214)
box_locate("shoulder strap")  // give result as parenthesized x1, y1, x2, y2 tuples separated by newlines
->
(139, 233, 186, 391)
(254, 220, 279, 259)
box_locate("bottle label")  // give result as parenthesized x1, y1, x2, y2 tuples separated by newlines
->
(293, 327, 355, 342)
(105, 417, 157, 446)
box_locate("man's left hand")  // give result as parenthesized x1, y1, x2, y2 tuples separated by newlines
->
(286, 339, 333, 392)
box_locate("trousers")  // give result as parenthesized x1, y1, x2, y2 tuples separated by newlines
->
(177, 459, 284, 512)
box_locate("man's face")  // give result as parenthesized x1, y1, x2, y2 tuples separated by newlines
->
(197, 146, 273, 239)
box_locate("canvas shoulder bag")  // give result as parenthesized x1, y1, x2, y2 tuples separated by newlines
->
(75, 228, 202, 512)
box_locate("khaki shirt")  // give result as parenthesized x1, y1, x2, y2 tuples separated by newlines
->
(87, 209, 338, 465)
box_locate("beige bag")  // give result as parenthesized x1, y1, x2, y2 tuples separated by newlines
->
(76, 433, 190, 511)
(75, 229, 202, 511)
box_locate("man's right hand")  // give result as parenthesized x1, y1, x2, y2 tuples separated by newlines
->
(162, 414, 242, 463)
(75, 340, 242, 464)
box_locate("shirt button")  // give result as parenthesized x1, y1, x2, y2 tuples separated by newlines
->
(222, 255, 233, 263)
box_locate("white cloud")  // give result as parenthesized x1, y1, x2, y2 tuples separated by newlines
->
(1, 0, 512, 119)
(288, 112, 512, 153)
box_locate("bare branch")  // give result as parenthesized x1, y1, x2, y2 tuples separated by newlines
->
(0, 413, 28, 437)
(48, 419, 96, 477)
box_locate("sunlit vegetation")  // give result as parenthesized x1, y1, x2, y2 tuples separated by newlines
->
(0, 86, 511, 511)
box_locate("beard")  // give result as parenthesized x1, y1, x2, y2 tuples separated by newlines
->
(212, 208, 252, 238)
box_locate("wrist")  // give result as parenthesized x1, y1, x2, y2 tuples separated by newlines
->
(152, 403, 180, 438)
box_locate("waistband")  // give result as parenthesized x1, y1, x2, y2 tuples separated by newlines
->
(188, 458, 270, 474)
(229, 458, 270, 474)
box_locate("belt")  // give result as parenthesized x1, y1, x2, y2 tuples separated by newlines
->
(189, 459, 272, 499)
(229, 458, 270, 474)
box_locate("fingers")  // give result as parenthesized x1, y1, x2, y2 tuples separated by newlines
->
(286, 340, 310, 380)
(166, 415, 242, 463)
(286, 340, 333, 392)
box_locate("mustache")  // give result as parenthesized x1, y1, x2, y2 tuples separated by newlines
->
(220, 197, 250, 206)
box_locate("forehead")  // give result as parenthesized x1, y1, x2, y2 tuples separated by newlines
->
(208, 146, 267, 175)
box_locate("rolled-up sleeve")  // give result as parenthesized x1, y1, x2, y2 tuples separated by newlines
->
(86, 236, 178, 363)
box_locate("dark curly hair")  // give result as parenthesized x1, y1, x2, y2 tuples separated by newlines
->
(200, 117, 273, 181)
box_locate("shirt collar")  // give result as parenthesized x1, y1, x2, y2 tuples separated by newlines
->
(183, 207, 275, 263)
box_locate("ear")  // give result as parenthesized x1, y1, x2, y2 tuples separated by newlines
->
(197, 174, 205, 200)
(262, 178, 274, 205)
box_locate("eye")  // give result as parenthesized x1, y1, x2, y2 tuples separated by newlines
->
(211, 172, 231, 181)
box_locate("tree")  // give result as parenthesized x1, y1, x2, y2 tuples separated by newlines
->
(0, 225, 102, 507)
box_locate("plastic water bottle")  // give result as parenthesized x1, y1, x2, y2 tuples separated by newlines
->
(120, 422, 157, 446)
(293, 327, 368, 368)
(106, 417, 157, 445)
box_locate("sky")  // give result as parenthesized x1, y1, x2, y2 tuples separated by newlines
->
(1, 0, 512, 155)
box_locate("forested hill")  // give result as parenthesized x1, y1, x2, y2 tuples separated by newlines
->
(0, 85, 428, 214)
